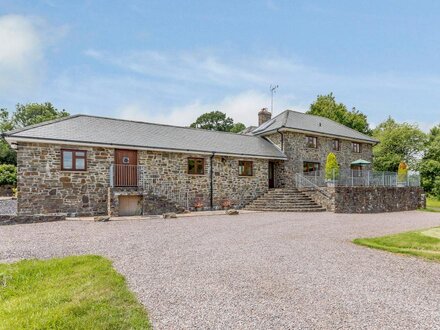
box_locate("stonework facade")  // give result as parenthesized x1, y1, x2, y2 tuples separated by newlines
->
(137, 151, 269, 210)
(15, 126, 377, 216)
(17, 142, 112, 216)
(266, 131, 373, 187)
(17, 143, 270, 216)
(301, 186, 424, 213)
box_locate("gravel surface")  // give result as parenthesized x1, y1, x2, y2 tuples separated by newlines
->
(0, 198, 17, 215)
(1, 211, 440, 329)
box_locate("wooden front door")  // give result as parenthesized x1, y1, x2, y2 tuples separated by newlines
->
(114, 149, 138, 187)
(268, 161, 275, 188)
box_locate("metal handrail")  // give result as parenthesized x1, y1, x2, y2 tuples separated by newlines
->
(295, 173, 332, 200)
(302, 169, 420, 187)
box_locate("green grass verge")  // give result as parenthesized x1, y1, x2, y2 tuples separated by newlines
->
(354, 227, 440, 262)
(419, 197, 440, 212)
(0, 255, 151, 330)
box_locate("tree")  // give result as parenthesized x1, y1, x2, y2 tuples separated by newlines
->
(230, 122, 246, 133)
(420, 125, 440, 198)
(11, 102, 69, 128)
(0, 103, 69, 165)
(190, 111, 245, 133)
(325, 152, 339, 181)
(307, 93, 372, 135)
(372, 117, 426, 172)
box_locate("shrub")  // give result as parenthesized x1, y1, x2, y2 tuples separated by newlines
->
(397, 161, 408, 183)
(0, 164, 16, 186)
(325, 153, 339, 181)
(431, 177, 440, 199)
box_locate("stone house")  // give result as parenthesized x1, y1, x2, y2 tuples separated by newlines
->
(4, 109, 379, 216)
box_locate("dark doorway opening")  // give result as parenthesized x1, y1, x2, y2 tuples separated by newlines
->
(268, 161, 275, 188)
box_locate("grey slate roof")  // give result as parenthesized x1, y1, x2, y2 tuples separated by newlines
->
(238, 126, 257, 135)
(4, 115, 287, 159)
(252, 110, 379, 143)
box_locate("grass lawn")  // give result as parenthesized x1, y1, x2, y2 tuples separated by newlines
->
(0, 255, 151, 330)
(354, 227, 440, 262)
(424, 197, 440, 212)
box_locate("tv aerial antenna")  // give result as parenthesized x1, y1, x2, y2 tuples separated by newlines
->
(270, 84, 279, 113)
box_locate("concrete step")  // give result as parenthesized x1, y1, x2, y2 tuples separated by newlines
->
(245, 207, 326, 212)
(243, 187, 326, 212)
(252, 197, 313, 201)
(252, 199, 315, 204)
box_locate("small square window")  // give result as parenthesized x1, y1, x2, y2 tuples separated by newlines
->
(239, 161, 253, 176)
(188, 158, 204, 175)
(352, 142, 361, 153)
(61, 149, 87, 171)
(303, 162, 320, 175)
(305, 136, 317, 148)
(238, 160, 254, 176)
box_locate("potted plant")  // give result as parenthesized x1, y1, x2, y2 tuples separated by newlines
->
(193, 198, 204, 211)
(325, 152, 339, 187)
(397, 161, 408, 187)
(221, 198, 232, 210)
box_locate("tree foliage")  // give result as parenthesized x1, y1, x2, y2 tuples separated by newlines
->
(0, 164, 17, 185)
(11, 102, 69, 128)
(0, 103, 69, 165)
(307, 93, 372, 135)
(230, 122, 246, 133)
(190, 111, 246, 133)
(420, 125, 440, 198)
(325, 152, 339, 180)
(372, 117, 426, 172)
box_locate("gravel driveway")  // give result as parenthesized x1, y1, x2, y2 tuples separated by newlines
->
(1, 211, 440, 329)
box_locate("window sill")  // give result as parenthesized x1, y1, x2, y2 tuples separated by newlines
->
(61, 170, 88, 173)
(187, 173, 206, 176)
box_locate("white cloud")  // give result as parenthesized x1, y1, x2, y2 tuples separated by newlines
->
(0, 15, 43, 94)
(116, 90, 301, 127)
(0, 14, 67, 99)
(73, 47, 440, 127)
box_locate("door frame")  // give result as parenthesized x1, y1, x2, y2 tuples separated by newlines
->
(268, 161, 275, 188)
(114, 149, 138, 187)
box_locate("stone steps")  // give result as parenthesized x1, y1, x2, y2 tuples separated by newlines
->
(244, 188, 326, 212)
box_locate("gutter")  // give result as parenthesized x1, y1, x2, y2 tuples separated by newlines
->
(4, 136, 287, 160)
(210, 153, 215, 210)
(276, 127, 284, 151)
(255, 127, 379, 145)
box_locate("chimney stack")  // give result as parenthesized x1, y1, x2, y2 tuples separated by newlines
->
(258, 108, 272, 126)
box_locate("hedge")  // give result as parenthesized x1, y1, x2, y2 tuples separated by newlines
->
(0, 164, 17, 186)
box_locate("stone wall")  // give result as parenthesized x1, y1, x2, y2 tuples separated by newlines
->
(299, 187, 335, 212)
(332, 186, 423, 213)
(0, 185, 15, 197)
(17, 142, 112, 216)
(300, 186, 423, 213)
(138, 151, 211, 208)
(108, 187, 185, 216)
(0, 214, 66, 225)
(212, 156, 268, 207)
(266, 131, 373, 187)
(17, 143, 271, 216)
(138, 151, 269, 209)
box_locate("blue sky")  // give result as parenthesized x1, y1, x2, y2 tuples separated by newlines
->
(0, 0, 439, 130)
